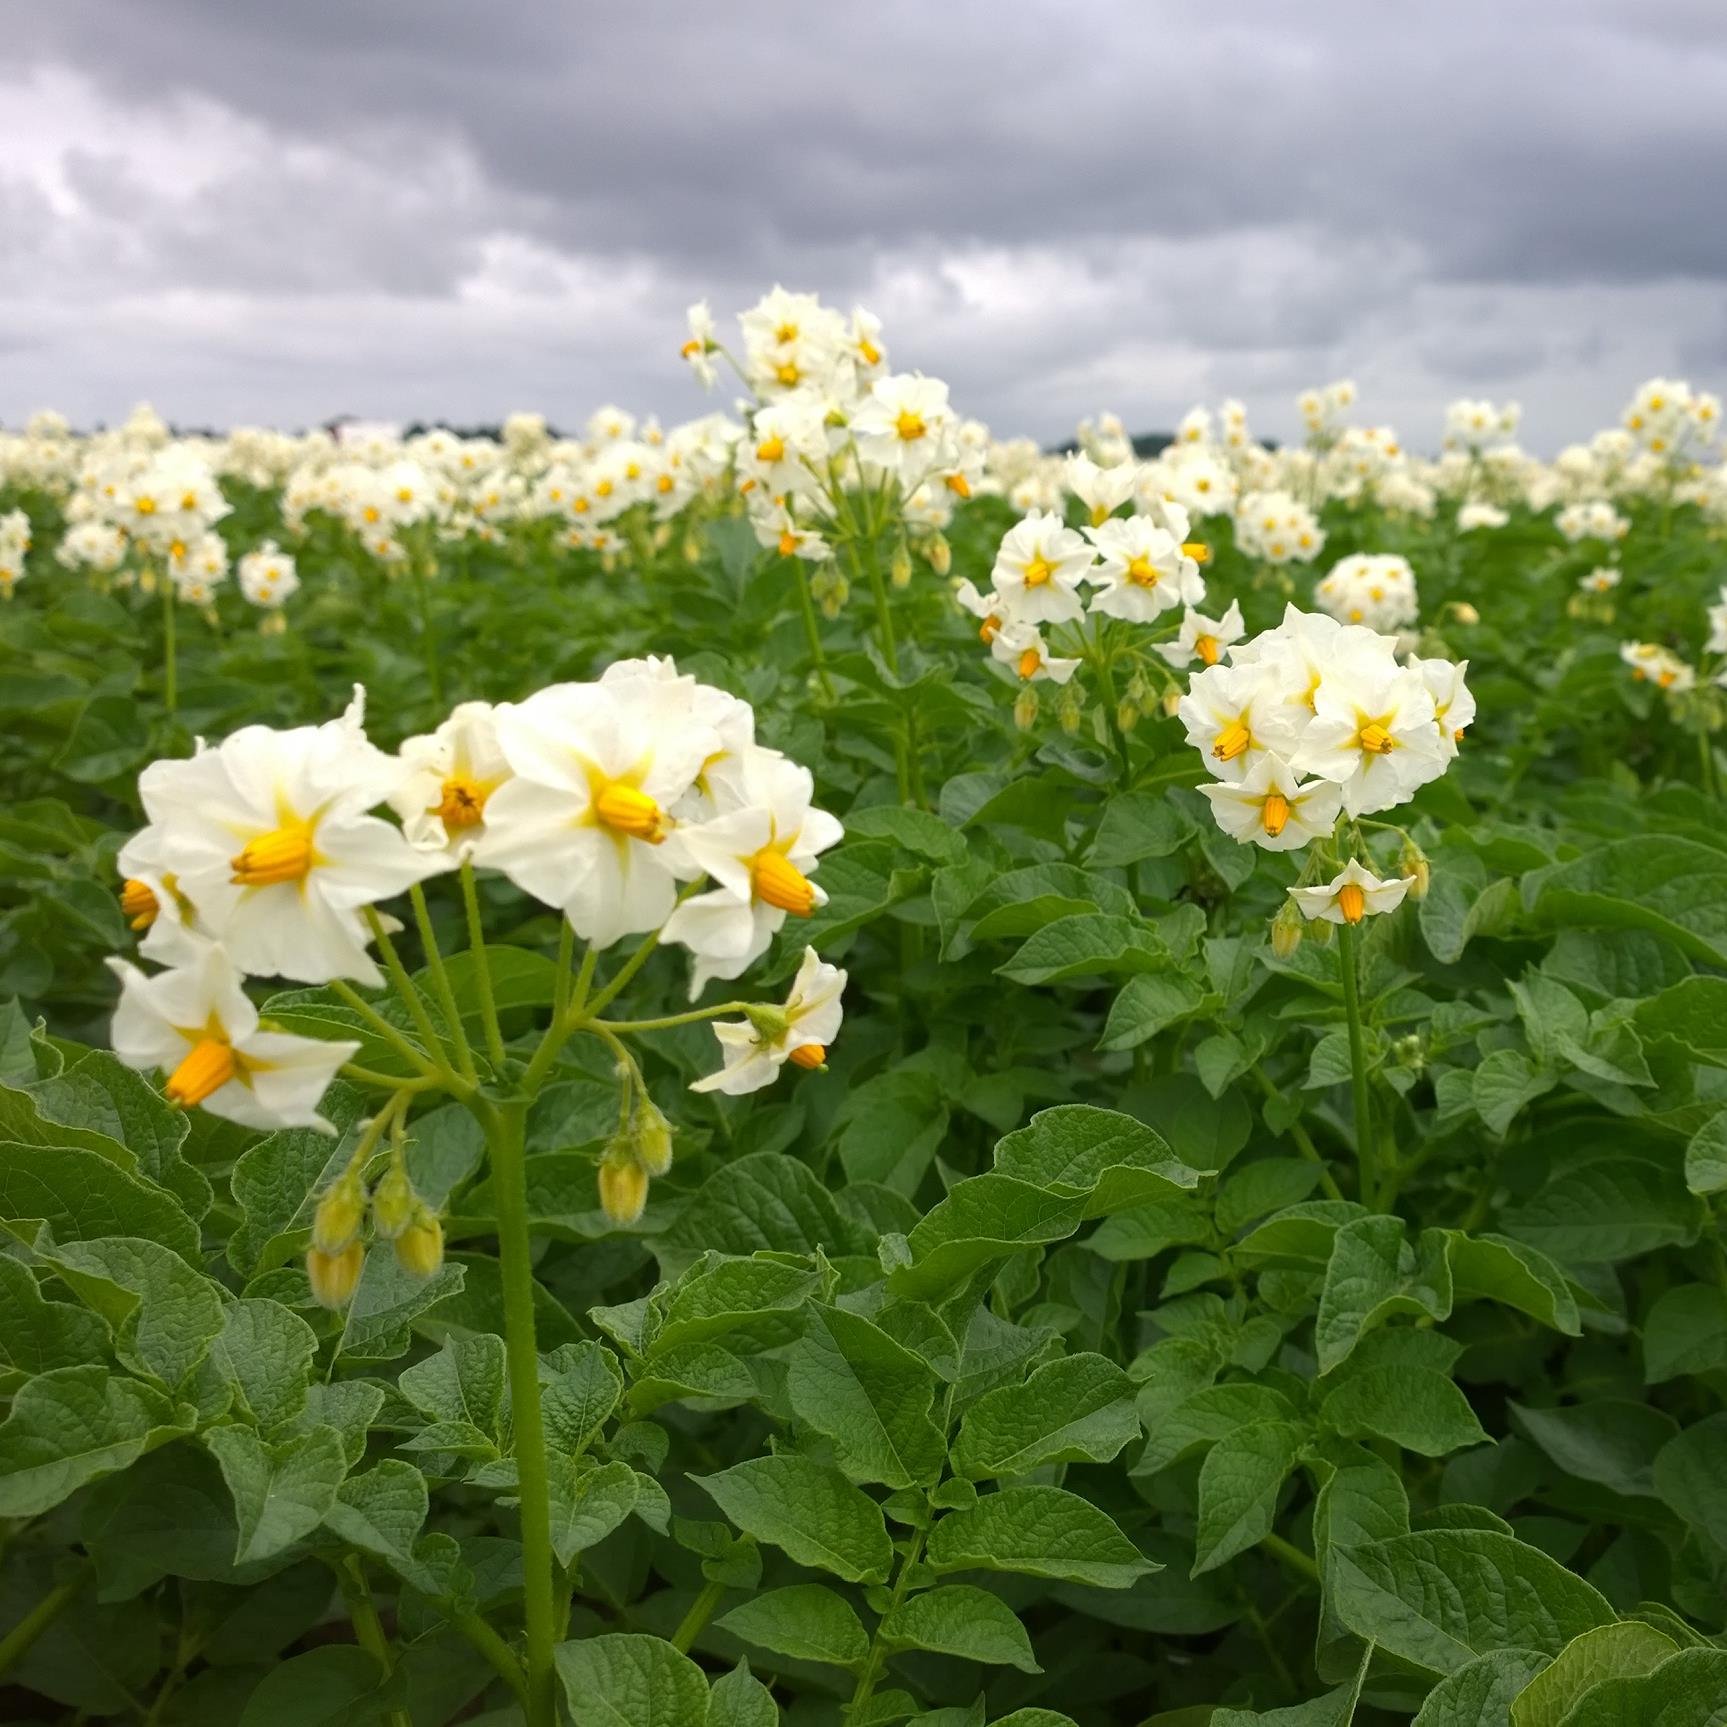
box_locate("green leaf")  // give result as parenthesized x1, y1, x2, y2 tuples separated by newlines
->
(1523, 838, 1727, 966)
(399, 1333, 509, 1445)
(1099, 973, 1210, 1052)
(1315, 1217, 1452, 1373)
(1502, 1157, 1704, 1265)
(1653, 1414, 1727, 1551)
(1329, 1530, 1614, 1676)
(541, 1339, 624, 1455)
(845, 804, 968, 863)
(227, 1089, 368, 1274)
(212, 1298, 321, 1430)
(1322, 1367, 1488, 1457)
(695, 1455, 894, 1583)
(39, 1235, 224, 1389)
(1509, 1622, 1679, 1727)
(1192, 1420, 1304, 1575)
(1684, 1111, 1727, 1196)
(546, 1457, 638, 1568)
(1511, 1400, 1677, 1499)
(555, 1632, 711, 1727)
(1445, 1233, 1580, 1335)
(237, 1646, 399, 1726)
(1643, 1285, 1727, 1383)
(1409, 1650, 1551, 1727)
(990, 1104, 1199, 1212)
(1136, 1383, 1300, 1474)
(718, 1583, 870, 1667)
(785, 1304, 946, 1489)
(997, 914, 1176, 984)
(205, 1423, 349, 1566)
(925, 1485, 1154, 1589)
(880, 1584, 1040, 1672)
(1554, 1648, 1727, 1727)
(334, 1249, 464, 1362)
(1633, 976, 1727, 1064)
(0, 1252, 111, 1373)
(953, 1352, 1138, 1479)
(1088, 791, 1195, 866)
(0, 1138, 200, 1263)
(0, 1363, 192, 1515)
(708, 1659, 779, 1727)
(658, 1152, 852, 1273)
(321, 1459, 433, 1590)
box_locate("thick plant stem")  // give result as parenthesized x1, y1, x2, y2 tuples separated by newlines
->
(671, 1577, 726, 1654)
(793, 561, 836, 700)
(487, 1097, 558, 1727)
(1336, 922, 1381, 1207)
(0, 1565, 88, 1683)
(161, 579, 178, 714)
(410, 883, 477, 1082)
(845, 1525, 925, 1722)
(337, 1555, 413, 1727)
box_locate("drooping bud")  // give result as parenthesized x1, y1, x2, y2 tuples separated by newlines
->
(1307, 914, 1335, 947)
(598, 1151, 649, 1227)
(925, 533, 951, 576)
(635, 1100, 674, 1178)
(1056, 682, 1084, 735)
(1270, 898, 1304, 959)
(370, 1160, 416, 1240)
(889, 544, 913, 589)
(1399, 837, 1431, 900)
(1116, 698, 1140, 734)
(1450, 601, 1480, 625)
(307, 1240, 365, 1309)
(1161, 688, 1182, 718)
(312, 1167, 368, 1254)
(1013, 687, 1039, 732)
(394, 1208, 445, 1279)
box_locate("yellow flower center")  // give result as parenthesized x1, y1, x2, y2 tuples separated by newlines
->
(895, 409, 927, 442)
(789, 1042, 827, 1070)
(120, 878, 160, 930)
(858, 338, 882, 365)
(363, 505, 381, 524)
(1017, 646, 1042, 680)
(135, 496, 157, 515)
(1338, 882, 1367, 923)
(775, 321, 799, 344)
(1213, 720, 1251, 762)
(593, 780, 669, 843)
(434, 773, 489, 830)
(1183, 541, 1211, 563)
(596, 478, 614, 498)
(680, 338, 702, 359)
(167, 1035, 237, 1107)
(231, 820, 316, 887)
(1357, 720, 1396, 754)
(1195, 634, 1221, 666)
(756, 435, 786, 464)
(657, 473, 675, 493)
(1022, 556, 1054, 588)
(751, 848, 816, 915)
(1262, 793, 1290, 837)
(945, 472, 971, 498)
(778, 529, 801, 557)
(776, 361, 801, 387)
(1127, 556, 1158, 587)
(979, 616, 1001, 643)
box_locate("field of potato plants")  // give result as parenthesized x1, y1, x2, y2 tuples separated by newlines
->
(0, 291, 1724, 1727)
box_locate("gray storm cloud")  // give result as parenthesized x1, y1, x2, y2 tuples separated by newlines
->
(0, 0, 1723, 447)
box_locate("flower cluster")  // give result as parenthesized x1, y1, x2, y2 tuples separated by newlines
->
(1298, 379, 1358, 445)
(1313, 553, 1419, 634)
(0, 507, 29, 595)
(1444, 398, 1520, 451)
(1556, 499, 1630, 544)
(1234, 490, 1326, 566)
(1622, 376, 1720, 460)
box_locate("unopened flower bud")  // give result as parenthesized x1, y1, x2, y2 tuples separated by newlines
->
(635, 1100, 674, 1178)
(1116, 698, 1140, 734)
(598, 1152, 649, 1226)
(307, 1240, 365, 1310)
(889, 545, 913, 589)
(1271, 898, 1304, 959)
(312, 1168, 367, 1255)
(394, 1209, 445, 1279)
(1056, 683, 1084, 735)
(1014, 687, 1040, 731)
(1161, 688, 1182, 718)
(1450, 601, 1480, 625)
(925, 533, 951, 576)
(370, 1160, 416, 1240)
(1399, 838, 1431, 900)
(1307, 915, 1335, 947)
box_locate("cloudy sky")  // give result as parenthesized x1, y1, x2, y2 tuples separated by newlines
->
(2, 0, 1723, 449)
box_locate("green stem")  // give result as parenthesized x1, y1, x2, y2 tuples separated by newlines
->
(792, 559, 837, 699)
(670, 1577, 726, 1655)
(1262, 1531, 1322, 1584)
(1251, 1066, 1345, 1203)
(365, 907, 456, 1078)
(336, 1556, 412, 1727)
(460, 858, 509, 1069)
(593, 1003, 747, 1035)
(1336, 923, 1382, 1208)
(860, 531, 900, 674)
(452, 1610, 531, 1709)
(581, 924, 668, 1019)
(485, 1097, 558, 1727)
(0, 1565, 88, 1684)
(329, 979, 444, 1081)
(1700, 725, 1719, 802)
(845, 1523, 925, 1722)
(161, 578, 178, 714)
(410, 884, 477, 1082)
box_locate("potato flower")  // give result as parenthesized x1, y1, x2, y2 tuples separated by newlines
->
(691, 947, 847, 1096)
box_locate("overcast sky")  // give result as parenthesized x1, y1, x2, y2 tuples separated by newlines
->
(2, 1, 1723, 450)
